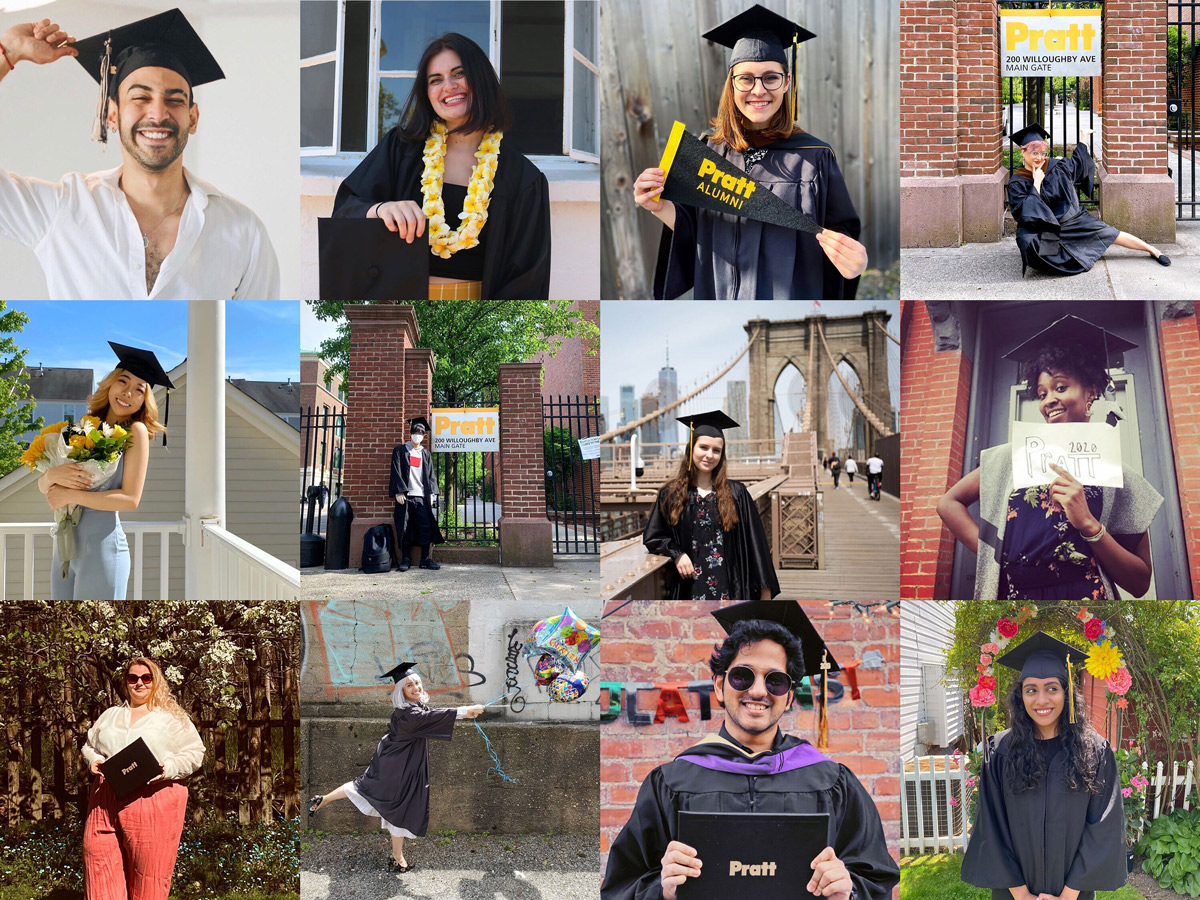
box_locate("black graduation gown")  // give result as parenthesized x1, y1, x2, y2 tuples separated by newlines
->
(388, 442, 445, 546)
(600, 726, 900, 900)
(332, 127, 552, 300)
(653, 132, 861, 300)
(353, 704, 458, 836)
(1007, 143, 1119, 277)
(961, 729, 1127, 900)
(642, 480, 780, 601)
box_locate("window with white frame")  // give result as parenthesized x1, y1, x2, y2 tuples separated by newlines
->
(300, 0, 598, 161)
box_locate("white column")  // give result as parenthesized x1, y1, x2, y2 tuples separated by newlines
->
(184, 301, 226, 600)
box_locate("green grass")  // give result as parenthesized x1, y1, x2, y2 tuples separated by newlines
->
(900, 852, 1145, 900)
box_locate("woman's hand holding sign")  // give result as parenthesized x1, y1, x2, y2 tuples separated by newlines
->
(816, 229, 868, 280)
(633, 167, 677, 229)
(1046, 462, 1100, 536)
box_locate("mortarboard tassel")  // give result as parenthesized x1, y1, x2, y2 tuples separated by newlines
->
(1067, 654, 1075, 725)
(687, 424, 694, 473)
(816, 650, 830, 750)
(92, 37, 112, 144)
(791, 32, 799, 123)
(162, 389, 169, 447)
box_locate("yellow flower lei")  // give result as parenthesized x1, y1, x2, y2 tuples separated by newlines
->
(420, 120, 503, 259)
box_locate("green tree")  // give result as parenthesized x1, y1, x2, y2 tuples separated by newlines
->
(0, 300, 43, 477)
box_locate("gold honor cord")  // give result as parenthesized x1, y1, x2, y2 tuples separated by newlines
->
(653, 121, 687, 203)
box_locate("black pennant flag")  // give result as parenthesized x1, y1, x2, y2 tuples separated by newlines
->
(653, 121, 820, 234)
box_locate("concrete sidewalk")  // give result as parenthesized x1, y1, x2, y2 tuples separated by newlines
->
(502, 556, 598, 607)
(301, 832, 601, 900)
(901, 223, 1200, 300)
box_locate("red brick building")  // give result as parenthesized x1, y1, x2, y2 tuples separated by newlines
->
(901, 300, 1200, 601)
(600, 600, 901, 896)
(901, 0, 1174, 246)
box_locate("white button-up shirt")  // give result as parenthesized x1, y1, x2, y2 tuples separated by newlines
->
(82, 703, 206, 781)
(0, 165, 279, 300)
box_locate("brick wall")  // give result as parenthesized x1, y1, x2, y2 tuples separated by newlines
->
(600, 600, 900, 898)
(900, 302, 972, 601)
(498, 363, 549, 519)
(1103, 0, 1168, 175)
(900, 0, 958, 177)
(1158, 307, 1200, 599)
(956, 0, 1002, 175)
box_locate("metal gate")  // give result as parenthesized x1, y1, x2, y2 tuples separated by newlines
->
(542, 394, 600, 554)
(1000, 0, 1101, 210)
(431, 389, 500, 543)
(300, 406, 345, 536)
(1169, 0, 1200, 218)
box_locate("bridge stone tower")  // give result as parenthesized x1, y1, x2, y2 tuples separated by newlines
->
(745, 310, 892, 455)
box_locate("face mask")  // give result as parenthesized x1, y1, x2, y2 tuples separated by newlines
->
(411, 434, 424, 445)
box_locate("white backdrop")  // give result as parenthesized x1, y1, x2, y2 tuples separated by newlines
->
(0, 0, 299, 300)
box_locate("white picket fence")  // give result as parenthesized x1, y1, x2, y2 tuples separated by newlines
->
(901, 754, 1197, 855)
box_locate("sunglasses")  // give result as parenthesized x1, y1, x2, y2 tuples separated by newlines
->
(126, 673, 153, 686)
(725, 665, 793, 697)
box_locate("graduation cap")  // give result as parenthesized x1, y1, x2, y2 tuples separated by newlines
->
(409, 416, 431, 434)
(108, 341, 175, 445)
(318, 218, 430, 301)
(378, 661, 418, 683)
(711, 600, 839, 749)
(702, 4, 816, 122)
(1003, 315, 1138, 426)
(1009, 123, 1050, 147)
(995, 631, 1088, 724)
(74, 9, 225, 144)
(677, 410, 739, 471)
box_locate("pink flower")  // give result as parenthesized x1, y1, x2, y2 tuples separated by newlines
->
(969, 684, 997, 707)
(1122, 787, 1133, 798)
(1084, 617, 1104, 641)
(979, 675, 996, 690)
(966, 776, 977, 787)
(949, 797, 960, 807)
(1106, 667, 1132, 696)
(982, 642, 1000, 654)
(997, 618, 1019, 639)
(980, 654, 993, 666)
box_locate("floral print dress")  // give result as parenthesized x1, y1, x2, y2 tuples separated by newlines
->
(1000, 484, 1108, 603)
(687, 488, 731, 603)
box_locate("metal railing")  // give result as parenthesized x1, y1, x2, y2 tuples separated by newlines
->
(201, 520, 301, 601)
(543, 393, 600, 554)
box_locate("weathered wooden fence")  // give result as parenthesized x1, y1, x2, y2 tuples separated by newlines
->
(601, 0, 901, 299)
(2, 644, 299, 826)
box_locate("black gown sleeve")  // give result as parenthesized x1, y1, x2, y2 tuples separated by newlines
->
(961, 743, 1026, 891)
(388, 445, 405, 498)
(733, 482, 780, 598)
(1056, 143, 1099, 198)
(652, 202, 698, 301)
(1064, 743, 1128, 892)
(600, 768, 673, 900)
(819, 152, 862, 301)
(642, 488, 682, 560)
(333, 129, 408, 219)
(1007, 177, 1060, 234)
(392, 706, 458, 741)
(492, 166, 552, 300)
(831, 764, 902, 900)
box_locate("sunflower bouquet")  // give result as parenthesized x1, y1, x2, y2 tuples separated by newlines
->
(19, 416, 132, 575)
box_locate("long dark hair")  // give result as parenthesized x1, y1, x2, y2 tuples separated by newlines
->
(1004, 676, 1102, 795)
(397, 33, 513, 141)
(660, 440, 739, 531)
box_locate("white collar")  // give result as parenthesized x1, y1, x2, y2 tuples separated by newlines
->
(95, 165, 214, 212)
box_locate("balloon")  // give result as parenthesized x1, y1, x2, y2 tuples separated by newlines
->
(534, 653, 560, 685)
(548, 671, 590, 702)
(521, 606, 600, 674)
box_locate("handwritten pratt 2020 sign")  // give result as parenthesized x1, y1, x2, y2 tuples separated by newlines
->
(432, 408, 499, 452)
(1001, 9, 1101, 77)
(1011, 421, 1123, 490)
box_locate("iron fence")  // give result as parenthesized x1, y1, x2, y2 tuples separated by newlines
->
(1169, 0, 1200, 218)
(300, 406, 345, 536)
(432, 388, 500, 543)
(543, 394, 600, 554)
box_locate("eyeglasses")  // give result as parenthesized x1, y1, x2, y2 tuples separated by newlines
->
(127, 673, 153, 686)
(725, 665, 793, 696)
(732, 72, 786, 92)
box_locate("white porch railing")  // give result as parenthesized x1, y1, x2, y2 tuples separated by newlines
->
(0, 521, 185, 601)
(200, 520, 300, 601)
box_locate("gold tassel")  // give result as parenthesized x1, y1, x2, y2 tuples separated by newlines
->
(816, 650, 830, 750)
(1067, 655, 1076, 725)
(92, 37, 112, 144)
(687, 424, 694, 472)
(791, 33, 799, 123)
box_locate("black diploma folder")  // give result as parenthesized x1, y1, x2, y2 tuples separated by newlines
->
(318, 217, 430, 301)
(99, 737, 163, 798)
(676, 810, 830, 900)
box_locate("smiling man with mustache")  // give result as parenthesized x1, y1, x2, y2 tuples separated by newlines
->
(0, 8, 278, 299)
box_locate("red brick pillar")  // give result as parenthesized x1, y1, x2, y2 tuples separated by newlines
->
(1158, 307, 1200, 599)
(342, 304, 420, 567)
(1100, 0, 1175, 242)
(900, 301, 973, 600)
(498, 362, 553, 567)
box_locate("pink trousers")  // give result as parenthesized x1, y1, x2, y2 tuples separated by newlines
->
(83, 778, 188, 900)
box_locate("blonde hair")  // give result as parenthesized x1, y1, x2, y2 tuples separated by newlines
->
(89, 368, 167, 438)
(121, 657, 189, 720)
(709, 69, 798, 152)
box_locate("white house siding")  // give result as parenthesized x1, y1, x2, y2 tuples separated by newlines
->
(900, 599, 963, 759)
(1, 378, 297, 599)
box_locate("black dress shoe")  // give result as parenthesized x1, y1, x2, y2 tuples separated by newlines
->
(396, 559, 410, 572)
(307, 795, 323, 815)
(1156, 254, 1172, 266)
(419, 559, 441, 570)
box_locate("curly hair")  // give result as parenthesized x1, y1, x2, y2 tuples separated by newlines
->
(89, 368, 167, 439)
(1020, 341, 1108, 399)
(708, 620, 805, 684)
(120, 657, 190, 721)
(659, 441, 739, 532)
(1004, 676, 1102, 795)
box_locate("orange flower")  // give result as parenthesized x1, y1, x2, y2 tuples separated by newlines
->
(1077, 606, 1090, 621)
(1116, 698, 1129, 709)
(19, 434, 46, 469)
(40, 420, 67, 435)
